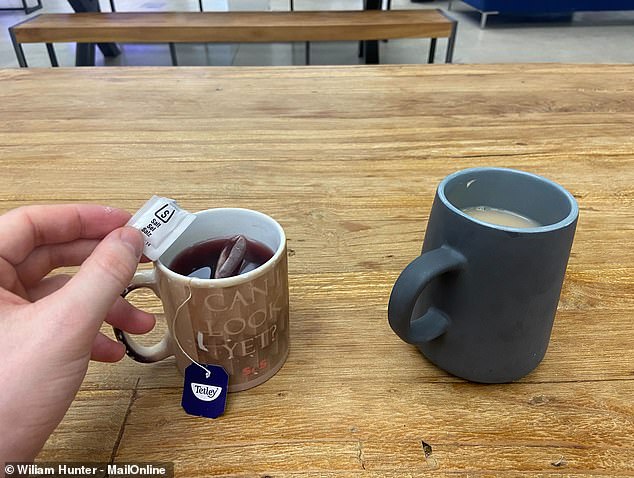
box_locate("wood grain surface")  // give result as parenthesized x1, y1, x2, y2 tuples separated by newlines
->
(12, 10, 452, 44)
(0, 65, 632, 476)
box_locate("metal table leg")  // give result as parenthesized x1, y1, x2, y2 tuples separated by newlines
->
(9, 27, 27, 67)
(440, 11, 458, 64)
(46, 43, 59, 67)
(169, 43, 178, 66)
(445, 19, 457, 63)
(427, 38, 436, 64)
(22, 0, 42, 14)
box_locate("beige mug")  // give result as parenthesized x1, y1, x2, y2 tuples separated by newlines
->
(114, 208, 290, 392)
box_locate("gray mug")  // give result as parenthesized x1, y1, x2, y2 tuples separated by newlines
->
(388, 167, 578, 383)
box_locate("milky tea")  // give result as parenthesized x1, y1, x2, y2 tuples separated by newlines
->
(461, 206, 541, 228)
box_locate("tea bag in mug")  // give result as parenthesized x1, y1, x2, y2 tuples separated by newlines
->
(117, 207, 290, 394)
(127, 196, 232, 418)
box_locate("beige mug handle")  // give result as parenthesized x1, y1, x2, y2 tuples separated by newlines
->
(113, 269, 174, 363)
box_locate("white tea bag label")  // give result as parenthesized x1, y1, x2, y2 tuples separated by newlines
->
(127, 196, 196, 261)
(191, 383, 222, 402)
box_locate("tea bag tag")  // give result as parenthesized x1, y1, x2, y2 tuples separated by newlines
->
(181, 364, 229, 419)
(127, 195, 196, 261)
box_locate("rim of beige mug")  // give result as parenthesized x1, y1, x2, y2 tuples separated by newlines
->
(155, 208, 286, 286)
(438, 167, 579, 233)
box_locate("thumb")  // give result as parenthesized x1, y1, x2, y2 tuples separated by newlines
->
(46, 226, 143, 333)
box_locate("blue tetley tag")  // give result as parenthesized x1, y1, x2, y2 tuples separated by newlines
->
(182, 364, 229, 419)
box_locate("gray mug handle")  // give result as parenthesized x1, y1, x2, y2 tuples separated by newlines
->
(388, 246, 466, 344)
(113, 269, 174, 363)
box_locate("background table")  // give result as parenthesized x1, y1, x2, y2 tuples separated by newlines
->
(0, 65, 633, 476)
(65, 0, 383, 65)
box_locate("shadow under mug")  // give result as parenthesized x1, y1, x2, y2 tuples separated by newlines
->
(114, 208, 290, 392)
(388, 167, 578, 383)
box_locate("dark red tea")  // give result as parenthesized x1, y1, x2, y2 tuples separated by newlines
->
(168, 235, 275, 279)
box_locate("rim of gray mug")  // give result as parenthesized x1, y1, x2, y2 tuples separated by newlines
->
(438, 167, 579, 233)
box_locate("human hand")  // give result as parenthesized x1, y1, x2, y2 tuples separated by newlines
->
(0, 205, 155, 464)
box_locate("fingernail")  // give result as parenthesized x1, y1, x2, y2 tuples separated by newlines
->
(119, 226, 144, 258)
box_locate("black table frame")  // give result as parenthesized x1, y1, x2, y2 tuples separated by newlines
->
(0, 0, 41, 14)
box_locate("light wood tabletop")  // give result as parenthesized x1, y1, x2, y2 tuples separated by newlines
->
(0, 65, 633, 476)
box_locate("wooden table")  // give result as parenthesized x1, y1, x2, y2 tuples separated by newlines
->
(0, 65, 632, 476)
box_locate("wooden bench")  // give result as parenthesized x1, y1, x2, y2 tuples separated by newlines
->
(9, 10, 457, 67)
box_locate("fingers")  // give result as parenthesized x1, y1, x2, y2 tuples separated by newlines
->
(0, 255, 28, 299)
(0, 286, 30, 306)
(91, 332, 126, 362)
(31, 275, 155, 333)
(16, 240, 100, 288)
(104, 296, 156, 335)
(0, 204, 131, 266)
(43, 227, 144, 336)
(27, 274, 71, 301)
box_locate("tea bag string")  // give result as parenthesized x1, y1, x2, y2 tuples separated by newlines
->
(172, 283, 211, 379)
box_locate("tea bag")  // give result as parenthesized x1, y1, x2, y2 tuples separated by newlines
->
(127, 195, 196, 261)
(215, 235, 247, 278)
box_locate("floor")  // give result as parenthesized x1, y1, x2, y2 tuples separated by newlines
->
(0, 0, 633, 67)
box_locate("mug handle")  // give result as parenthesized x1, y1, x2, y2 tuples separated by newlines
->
(388, 246, 467, 344)
(113, 269, 174, 363)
